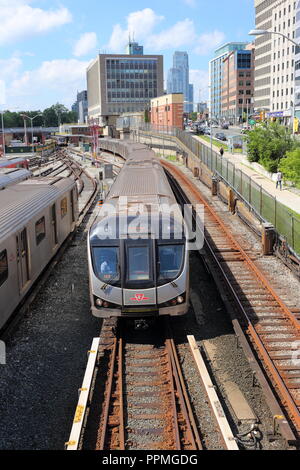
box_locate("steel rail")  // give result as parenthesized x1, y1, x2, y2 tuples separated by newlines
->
(163, 161, 300, 437)
(97, 336, 119, 450)
(163, 160, 300, 333)
(165, 319, 203, 450)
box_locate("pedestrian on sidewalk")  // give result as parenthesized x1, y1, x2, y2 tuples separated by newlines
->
(276, 170, 283, 190)
(219, 147, 224, 157)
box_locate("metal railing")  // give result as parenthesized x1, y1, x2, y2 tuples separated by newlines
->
(133, 123, 300, 258)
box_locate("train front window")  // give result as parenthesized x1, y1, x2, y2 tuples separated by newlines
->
(93, 247, 120, 283)
(158, 245, 184, 281)
(128, 246, 150, 281)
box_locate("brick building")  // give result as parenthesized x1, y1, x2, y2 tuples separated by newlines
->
(150, 93, 184, 130)
(221, 44, 254, 123)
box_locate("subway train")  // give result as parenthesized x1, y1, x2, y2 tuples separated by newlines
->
(0, 168, 32, 190)
(88, 144, 189, 319)
(0, 176, 78, 330)
(0, 157, 29, 170)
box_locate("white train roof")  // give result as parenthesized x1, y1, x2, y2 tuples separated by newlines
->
(0, 177, 75, 242)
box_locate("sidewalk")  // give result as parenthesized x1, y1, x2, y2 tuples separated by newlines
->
(194, 135, 300, 216)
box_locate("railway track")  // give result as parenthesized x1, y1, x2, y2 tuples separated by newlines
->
(77, 318, 203, 451)
(162, 159, 300, 443)
(0, 153, 99, 340)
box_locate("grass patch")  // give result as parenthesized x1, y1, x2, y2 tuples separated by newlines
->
(197, 135, 243, 154)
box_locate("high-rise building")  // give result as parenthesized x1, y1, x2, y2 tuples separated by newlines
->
(294, 1, 300, 119)
(126, 40, 144, 55)
(197, 102, 208, 113)
(167, 51, 190, 112)
(167, 68, 183, 95)
(87, 44, 163, 126)
(209, 42, 248, 120)
(254, 0, 296, 124)
(221, 44, 254, 123)
(72, 90, 88, 123)
(188, 84, 194, 113)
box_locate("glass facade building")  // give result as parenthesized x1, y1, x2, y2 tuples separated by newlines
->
(295, 0, 300, 117)
(167, 51, 190, 113)
(209, 42, 248, 120)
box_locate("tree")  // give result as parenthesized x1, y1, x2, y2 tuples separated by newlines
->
(279, 148, 300, 186)
(189, 112, 197, 121)
(246, 122, 297, 173)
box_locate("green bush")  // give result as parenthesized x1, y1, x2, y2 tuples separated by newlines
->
(246, 122, 297, 172)
(279, 148, 300, 186)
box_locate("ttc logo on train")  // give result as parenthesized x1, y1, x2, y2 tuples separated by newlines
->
(130, 294, 150, 302)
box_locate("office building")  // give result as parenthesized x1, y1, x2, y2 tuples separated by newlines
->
(254, 0, 296, 123)
(209, 42, 248, 121)
(188, 84, 194, 113)
(126, 40, 144, 55)
(167, 51, 190, 113)
(294, 0, 300, 119)
(87, 46, 163, 126)
(72, 90, 88, 123)
(221, 44, 254, 123)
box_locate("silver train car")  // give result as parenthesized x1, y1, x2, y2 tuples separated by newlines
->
(88, 145, 189, 319)
(0, 176, 78, 330)
(0, 168, 32, 190)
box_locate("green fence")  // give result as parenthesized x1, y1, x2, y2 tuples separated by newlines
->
(135, 124, 300, 258)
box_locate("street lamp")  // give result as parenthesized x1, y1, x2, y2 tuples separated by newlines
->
(249, 29, 300, 131)
(21, 114, 43, 154)
(249, 29, 300, 48)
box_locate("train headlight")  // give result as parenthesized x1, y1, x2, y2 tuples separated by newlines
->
(95, 298, 103, 307)
(103, 301, 109, 308)
(177, 296, 184, 304)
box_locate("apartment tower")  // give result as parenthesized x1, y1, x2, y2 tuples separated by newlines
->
(254, 0, 297, 123)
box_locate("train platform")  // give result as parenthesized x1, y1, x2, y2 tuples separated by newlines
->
(193, 135, 300, 216)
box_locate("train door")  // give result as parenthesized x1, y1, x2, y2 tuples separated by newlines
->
(51, 204, 58, 247)
(16, 228, 30, 291)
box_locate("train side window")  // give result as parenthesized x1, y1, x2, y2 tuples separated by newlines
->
(0, 250, 8, 287)
(61, 197, 68, 218)
(35, 217, 46, 245)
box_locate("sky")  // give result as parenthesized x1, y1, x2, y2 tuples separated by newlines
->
(0, 0, 255, 111)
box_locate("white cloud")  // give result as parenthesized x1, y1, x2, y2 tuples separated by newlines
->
(183, 0, 197, 6)
(106, 8, 164, 52)
(189, 69, 210, 102)
(194, 30, 225, 55)
(0, 56, 23, 81)
(106, 8, 224, 56)
(8, 59, 90, 109)
(147, 19, 196, 50)
(0, 1, 72, 46)
(73, 32, 98, 57)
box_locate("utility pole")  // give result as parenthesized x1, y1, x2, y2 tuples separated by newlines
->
(1, 111, 5, 158)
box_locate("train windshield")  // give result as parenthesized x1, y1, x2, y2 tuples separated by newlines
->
(93, 247, 120, 283)
(128, 246, 150, 281)
(158, 244, 184, 281)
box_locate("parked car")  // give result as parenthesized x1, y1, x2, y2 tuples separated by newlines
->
(215, 132, 227, 141)
(221, 123, 229, 129)
(203, 127, 211, 135)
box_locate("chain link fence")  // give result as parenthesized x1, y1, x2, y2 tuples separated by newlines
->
(134, 123, 300, 258)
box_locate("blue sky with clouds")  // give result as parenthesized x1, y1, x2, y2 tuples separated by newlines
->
(0, 0, 255, 111)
